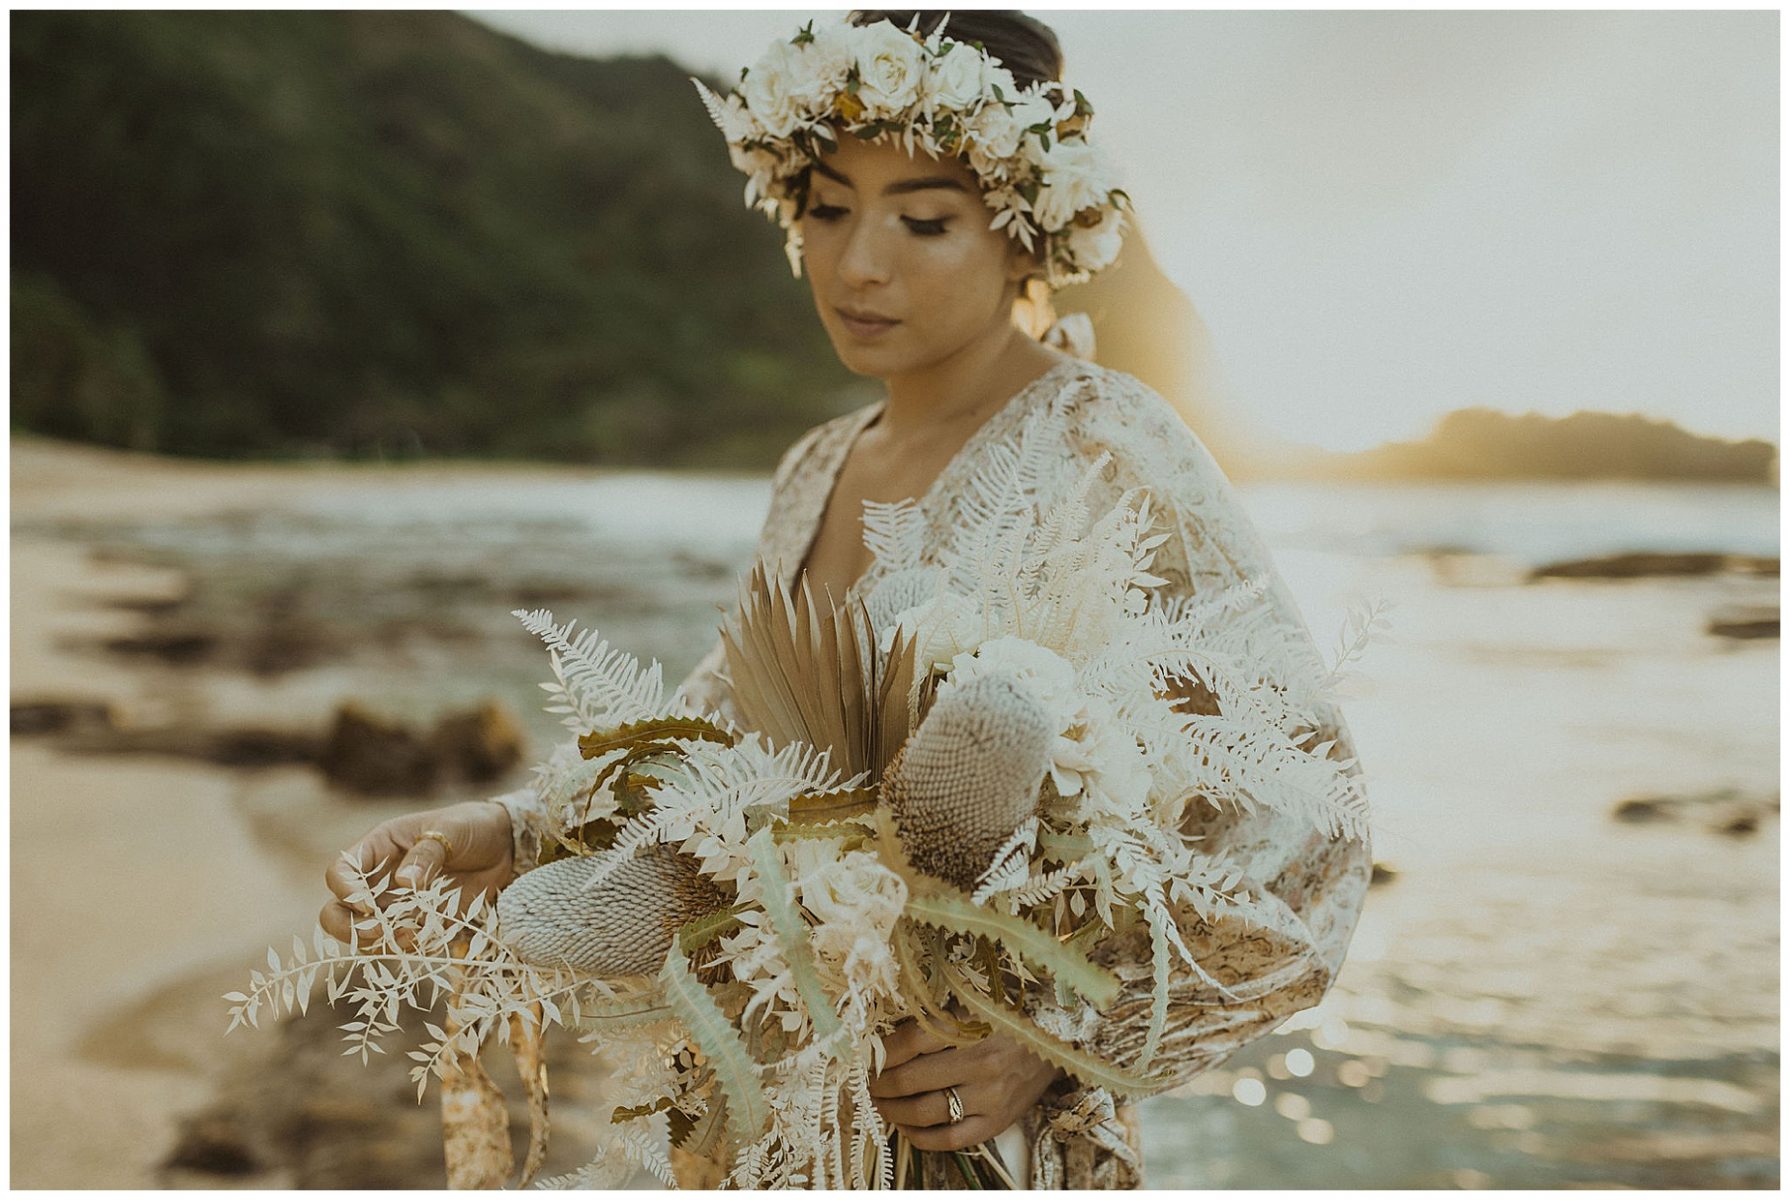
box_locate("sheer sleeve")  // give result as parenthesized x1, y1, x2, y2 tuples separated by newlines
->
(492, 417, 839, 875)
(1034, 376, 1374, 1101)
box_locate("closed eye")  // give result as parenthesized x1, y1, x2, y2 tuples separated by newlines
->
(808, 204, 950, 237)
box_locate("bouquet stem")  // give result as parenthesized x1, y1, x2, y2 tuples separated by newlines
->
(888, 1129, 1016, 1189)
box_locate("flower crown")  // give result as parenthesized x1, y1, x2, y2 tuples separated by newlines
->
(690, 14, 1132, 288)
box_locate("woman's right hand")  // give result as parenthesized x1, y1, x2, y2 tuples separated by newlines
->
(319, 799, 517, 947)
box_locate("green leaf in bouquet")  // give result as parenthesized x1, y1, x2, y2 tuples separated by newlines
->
(578, 716, 736, 759)
(892, 923, 990, 1045)
(677, 904, 748, 955)
(746, 828, 843, 1042)
(770, 818, 876, 851)
(939, 958, 1175, 1099)
(872, 807, 1121, 1010)
(904, 891, 1120, 1009)
(612, 1094, 677, 1123)
(1141, 900, 1172, 1070)
(660, 944, 770, 1144)
(787, 785, 879, 821)
(576, 991, 677, 1031)
(677, 1091, 728, 1157)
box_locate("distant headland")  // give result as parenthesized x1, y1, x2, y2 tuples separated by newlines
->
(1243, 408, 1778, 485)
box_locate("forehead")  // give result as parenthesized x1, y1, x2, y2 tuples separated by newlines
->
(814, 132, 979, 187)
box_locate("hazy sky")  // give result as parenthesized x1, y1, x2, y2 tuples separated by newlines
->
(467, 8, 1777, 452)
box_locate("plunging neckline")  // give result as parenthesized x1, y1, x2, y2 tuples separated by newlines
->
(789, 351, 1083, 602)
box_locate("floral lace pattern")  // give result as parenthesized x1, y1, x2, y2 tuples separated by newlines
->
(496, 355, 1372, 1188)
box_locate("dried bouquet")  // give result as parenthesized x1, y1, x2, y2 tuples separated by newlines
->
(227, 394, 1377, 1189)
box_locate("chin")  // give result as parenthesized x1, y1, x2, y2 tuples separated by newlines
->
(829, 335, 907, 378)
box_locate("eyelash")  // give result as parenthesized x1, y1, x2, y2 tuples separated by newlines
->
(808, 203, 949, 237)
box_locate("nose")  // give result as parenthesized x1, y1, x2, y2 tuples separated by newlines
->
(837, 214, 893, 289)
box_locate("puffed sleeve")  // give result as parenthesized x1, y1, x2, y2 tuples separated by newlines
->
(1034, 376, 1374, 1100)
(492, 418, 836, 875)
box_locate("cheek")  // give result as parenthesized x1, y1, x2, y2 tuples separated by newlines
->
(908, 232, 1011, 319)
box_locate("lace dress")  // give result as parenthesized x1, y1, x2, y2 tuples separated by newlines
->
(493, 350, 1373, 1189)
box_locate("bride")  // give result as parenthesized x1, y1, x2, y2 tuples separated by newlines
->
(319, 10, 1371, 1189)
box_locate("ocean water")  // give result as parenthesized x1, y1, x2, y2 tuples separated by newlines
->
(28, 472, 1778, 1188)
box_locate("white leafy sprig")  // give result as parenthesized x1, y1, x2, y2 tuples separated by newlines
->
(225, 853, 608, 1101)
(513, 607, 668, 731)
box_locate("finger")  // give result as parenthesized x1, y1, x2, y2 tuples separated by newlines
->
(318, 901, 355, 945)
(899, 1113, 1002, 1154)
(324, 836, 391, 908)
(878, 1019, 956, 1074)
(874, 1088, 958, 1129)
(395, 836, 447, 889)
(869, 1045, 977, 1099)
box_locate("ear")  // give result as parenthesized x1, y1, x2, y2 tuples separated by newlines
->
(1003, 237, 1043, 288)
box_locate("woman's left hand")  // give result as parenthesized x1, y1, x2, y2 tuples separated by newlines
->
(867, 1017, 1064, 1151)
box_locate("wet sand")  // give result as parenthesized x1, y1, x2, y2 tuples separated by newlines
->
(9, 442, 469, 1186)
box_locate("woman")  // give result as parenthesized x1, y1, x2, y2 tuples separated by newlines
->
(320, 10, 1370, 1189)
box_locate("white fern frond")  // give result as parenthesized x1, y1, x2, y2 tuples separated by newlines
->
(513, 608, 667, 729)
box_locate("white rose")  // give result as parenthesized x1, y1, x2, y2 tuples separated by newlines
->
(854, 21, 927, 118)
(966, 100, 1025, 166)
(805, 21, 857, 92)
(741, 38, 814, 138)
(1007, 89, 1059, 152)
(1031, 140, 1110, 230)
(923, 41, 990, 119)
(983, 63, 1019, 104)
(1066, 203, 1126, 273)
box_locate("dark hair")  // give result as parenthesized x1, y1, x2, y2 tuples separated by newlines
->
(845, 10, 1064, 88)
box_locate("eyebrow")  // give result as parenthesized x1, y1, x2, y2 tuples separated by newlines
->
(810, 158, 969, 195)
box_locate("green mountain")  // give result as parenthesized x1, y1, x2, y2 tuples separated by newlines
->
(11, 10, 856, 464)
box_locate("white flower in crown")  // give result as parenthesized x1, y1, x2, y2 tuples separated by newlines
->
(1031, 139, 1112, 232)
(921, 40, 994, 123)
(805, 20, 858, 93)
(852, 19, 928, 119)
(1065, 204, 1127, 278)
(740, 37, 814, 139)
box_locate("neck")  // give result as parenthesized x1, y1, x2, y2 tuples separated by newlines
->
(874, 327, 1067, 444)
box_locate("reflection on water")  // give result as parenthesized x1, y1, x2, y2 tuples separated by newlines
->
(23, 474, 1778, 1189)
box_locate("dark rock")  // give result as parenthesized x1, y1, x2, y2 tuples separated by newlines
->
(1715, 810, 1760, 837)
(100, 631, 216, 664)
(1528, 552, 1779, 582)
(1612, 796, 1676, 823)
(320, 703, 438, 795)
(1370, 862, 1398, 886)
(11, 698, 115, 736)
(165, 1113, 262, 1175)
(1707, 606, 1779, 640)
(1612, 787, 1778, 834)
(208, 728, 323, 768)
(430, 700, 526, 783)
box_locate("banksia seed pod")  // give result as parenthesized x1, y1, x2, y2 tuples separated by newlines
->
(881, 672, 1056, 889)
(496, 845, 725, 977)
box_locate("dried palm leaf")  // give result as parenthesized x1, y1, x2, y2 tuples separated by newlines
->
(720, 560, 918, 782)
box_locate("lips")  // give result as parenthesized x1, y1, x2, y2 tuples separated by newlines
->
(837, 306, 900, 337)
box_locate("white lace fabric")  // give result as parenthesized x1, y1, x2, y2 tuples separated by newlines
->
(494, 353, 1373, 1189)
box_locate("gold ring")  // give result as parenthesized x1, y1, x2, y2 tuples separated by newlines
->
(416, 829, 453, 853)
(944, 1086, 965, 1125)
